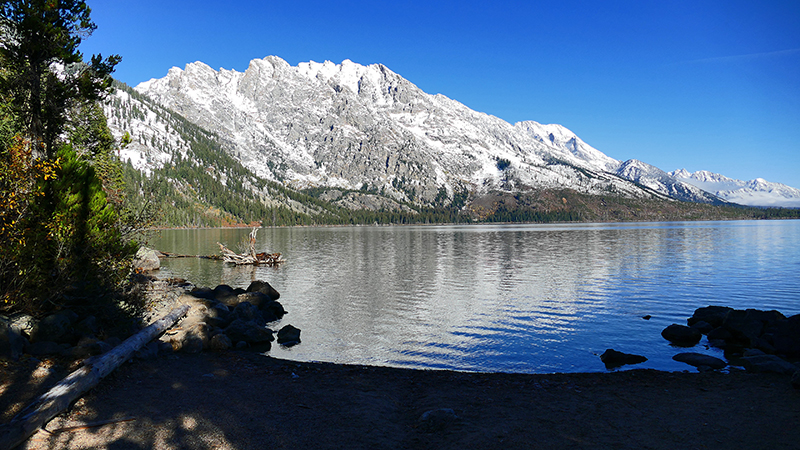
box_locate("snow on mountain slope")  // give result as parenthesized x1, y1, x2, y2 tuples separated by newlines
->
(121, 55, 797, 208)
(616, 160, 725, 204)
(134, 56, 686, 205)
(670, 169, 800, 207)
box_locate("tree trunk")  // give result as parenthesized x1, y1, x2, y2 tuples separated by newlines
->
(0, 304, 190, 450)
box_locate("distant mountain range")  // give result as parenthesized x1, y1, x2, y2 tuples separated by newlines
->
(669, 169, 800, 208)
(102, 57, 799, 226)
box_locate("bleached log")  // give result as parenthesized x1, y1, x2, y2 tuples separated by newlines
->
(0, 304, 190, 450)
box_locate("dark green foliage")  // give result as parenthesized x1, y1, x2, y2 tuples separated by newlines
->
(0, 1, 141, 317)
(0, 0, 120, 157)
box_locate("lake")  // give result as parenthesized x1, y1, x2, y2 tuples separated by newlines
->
(147, 220, 800, 373)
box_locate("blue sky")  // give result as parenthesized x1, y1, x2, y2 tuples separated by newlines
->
(80, 0, 800, 188)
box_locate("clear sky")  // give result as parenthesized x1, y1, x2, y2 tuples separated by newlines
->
(79, 0, 800, 188)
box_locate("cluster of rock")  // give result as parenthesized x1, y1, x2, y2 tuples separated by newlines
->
(601, 305, 800, 387)
(0, 279, 301, 362)
(159, 280, 301, 354)
(661, 306, 800, 386)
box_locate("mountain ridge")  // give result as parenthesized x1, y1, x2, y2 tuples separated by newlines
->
(100, 56, 799, 227)
(134, 56, 731, 206)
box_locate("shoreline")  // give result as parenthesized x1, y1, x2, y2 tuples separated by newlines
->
(3, 278, 800, 449)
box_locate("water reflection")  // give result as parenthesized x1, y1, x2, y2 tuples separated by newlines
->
(149, 221, 800, 373)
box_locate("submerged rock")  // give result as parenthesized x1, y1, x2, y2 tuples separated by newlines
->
(599, 349, 647, 369)
(672, 352, 727, 370)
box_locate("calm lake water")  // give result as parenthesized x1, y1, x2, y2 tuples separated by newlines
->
(148, 220, 800, 373)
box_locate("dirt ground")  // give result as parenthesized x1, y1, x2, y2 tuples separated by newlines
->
(2, 350, 799, 450)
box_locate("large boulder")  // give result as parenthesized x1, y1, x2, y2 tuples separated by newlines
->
(229, 302, 266, 326)
(262, 301, 287, 321)
(209, 333, 233, 351)
(768, 314, 800, 357)
(672, 352, 727, 370)
(213, 284, 238, 305)
(189, 286, 216, 300)
(236, 291, 272, 310)
(247, 280, 280, 301)
(224, 319, 274, 344)
(30, 310, 79, 343)
(722, 309, 785, 347)
(133, 247, 161, 271)
(0, 321, 27, 360)
(688, 306, 733, 329)
(661, 324, 702, 347)
(169, 322, 211, 353)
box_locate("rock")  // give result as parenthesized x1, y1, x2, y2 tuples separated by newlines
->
(0, 321, 27, 360)
(7, 313, 36, 338)
(740, 354, 797, 375)
(599, 349, 647, 368)
(213, 284, 236, 301)
(770, 314, 800, 357)
(224, 319, 274, 344)
(661, 324, 702, 347)
(73, 316, 99, 338)
(133, 246, 161, 271)
(190, 286, 216, 300)
(277, 324, 302, 346)
(262, 300, 287, 321)
(247, 280, 280, 301)
(642, 315, 651, 320)
(209, 333, 232, 351)
(229, 302, 266, 326)
(791, 371, 800, 389)
(30, 310, 78, 343)
(237, 291, 272, 310)
(690, 321, 714, 335)
(723, 308, 785, 347)
(72, 336, 109, 357)
(672, 352, 727, 370)
(418, 408, 458, 432)
(170, 323, 211, 353)
(743, 348, 766, 357)
(707, 327, 734, 342)
(688, 306, 733, 329)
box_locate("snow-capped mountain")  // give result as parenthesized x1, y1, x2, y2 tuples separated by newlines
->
(130, 56, 723, 206)
(670, 169, 800, 208)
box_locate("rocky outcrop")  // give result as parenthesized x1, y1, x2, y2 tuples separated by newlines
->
(162, 280, 296, 354)
(678, 306, 800, 385)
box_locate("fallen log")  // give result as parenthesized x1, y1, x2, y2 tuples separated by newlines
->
(0, 304, 190, 450)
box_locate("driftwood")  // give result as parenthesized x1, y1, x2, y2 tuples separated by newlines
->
(0, 304, 190, 450)
(217, 228, 284, 266)
(158, 251, 222, 260)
